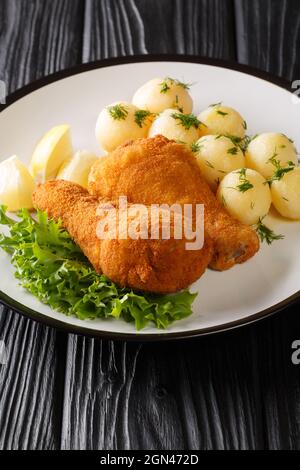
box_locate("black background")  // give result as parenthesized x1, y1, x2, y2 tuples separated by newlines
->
(0, 0, 300, 450)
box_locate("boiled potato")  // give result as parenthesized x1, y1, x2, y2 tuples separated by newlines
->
(0, 155, 35, 211)
(148, 109, 200, 146)
(95, 102, 152, 152)
(246, 133, 298, 178)
(57, 150, 98, 189)
(217, 168, 272, 225)
(198, 104, 246, 139)
(132, 77, 193, 114)
(193, 135, 246, 191)
(271, 167, 300, 220)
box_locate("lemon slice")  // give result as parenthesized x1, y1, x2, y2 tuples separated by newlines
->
(0, 156, 36, 211)
(57, 150, 98, 188)
(30, 124, 73, 182)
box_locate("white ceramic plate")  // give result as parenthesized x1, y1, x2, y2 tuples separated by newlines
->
(0, 56, 299, 340)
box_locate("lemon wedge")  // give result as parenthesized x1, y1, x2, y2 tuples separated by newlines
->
(56, 150, 98, 189)
(30, 124, 73, 182)
(0, 156, 36, 211)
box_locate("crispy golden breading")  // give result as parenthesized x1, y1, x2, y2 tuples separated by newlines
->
(88, 135, 260, 270)
(33, 180, 213, 293)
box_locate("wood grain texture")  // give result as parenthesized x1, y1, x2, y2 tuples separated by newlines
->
(62, 312, 300, 450)
(0, 305, 67, 449)
(0, 0, 84, 450)
(234, 0, 300, 81)
(83, 0, 236, 61)
(0, 0, 84, 93)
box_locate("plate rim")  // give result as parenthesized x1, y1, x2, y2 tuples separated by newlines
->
(0, 53, 299, 341)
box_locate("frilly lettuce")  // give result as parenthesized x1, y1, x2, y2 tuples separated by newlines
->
(0, 206, 196, 330)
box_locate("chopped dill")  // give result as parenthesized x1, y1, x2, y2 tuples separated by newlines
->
(173, 95, 184, 112)
(227, 146, 239, 155)
(171, 112, 201, 130)
(191, 142, 202, 153)
(265, 150, 296, 185)
(255, 217, 284, 245)
(134, 109, 152, 128)
(216, 110, 229, 117)
(236, 168, 254, 193)
(159, 77, 192, 94)
(108, 103, 128, 120)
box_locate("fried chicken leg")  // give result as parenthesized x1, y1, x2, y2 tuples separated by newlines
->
(33, 180, 213, 293)
(88, 136, 260, 270)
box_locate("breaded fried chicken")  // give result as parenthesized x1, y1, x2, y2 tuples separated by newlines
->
(33, 180, 213, 293)
(88, 135, 260, 270)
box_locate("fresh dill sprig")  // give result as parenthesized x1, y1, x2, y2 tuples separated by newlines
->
(134, 109, 152, 128)
(236, 168, 254, 193)
(108, 103, 128, 120)
(225, 134, 250, 154)
(160, 80, 171, 94)
(159, 77, 192, 94)
(171, 112, 201, 130)
(191, 142, 202, 153)
(255, 217, 284, 245)
(265, 150, 296, 185)
(227, 146, 239, 155)
(174, 95, 184, 112)
(281, 133, 294, 144)
(205, 160, 215, 169)
(216, 110, 229, 117)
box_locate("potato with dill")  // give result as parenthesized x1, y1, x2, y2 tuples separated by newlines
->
(198, 103, 247, 139)
(193, 135, 246, 191)
(132, 77, 193, 114)
(95, 102, 153, 152)
(217, 168, 272, 226)
(246, 133, 298, 178)
(148, 109, 201, 146)
(270, 166, 300, 220)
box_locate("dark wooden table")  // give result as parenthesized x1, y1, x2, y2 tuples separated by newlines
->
(0, 0, 300, 450)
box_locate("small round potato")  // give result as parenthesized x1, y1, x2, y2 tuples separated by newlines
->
(246, 133, 298, 178)
(132, 77, 193, 114)
(198, 104, 246, 139)
(271, 167, 300, 220)
(95, 101, 152, 152)
(148, 109, 200, 146)
(194, 135, 246, 191)
(217, 168, 272, 225)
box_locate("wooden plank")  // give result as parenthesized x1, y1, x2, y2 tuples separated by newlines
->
(0, 306, 67, 449)
(234, 0, 300, 81)
(82, 0, 236, 61)
(0, 0, 84, 449)
(0, 0, 84, 93)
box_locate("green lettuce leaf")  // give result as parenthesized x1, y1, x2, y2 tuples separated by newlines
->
(0, 206, 196, 330)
